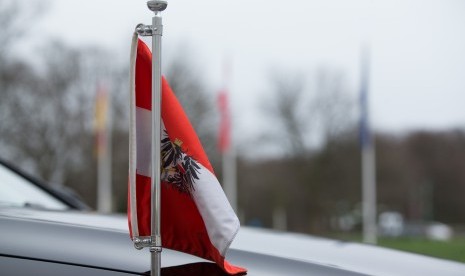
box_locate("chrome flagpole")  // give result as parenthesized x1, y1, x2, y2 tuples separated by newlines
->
(134, 1, 167, 275)
(149, 1, 165, 275)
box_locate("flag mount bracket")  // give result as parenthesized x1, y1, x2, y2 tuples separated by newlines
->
(135, 24, 163, 37)
(133, 236, 162, 251)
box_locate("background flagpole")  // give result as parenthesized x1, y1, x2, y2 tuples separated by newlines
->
(223, 147, 237, 211)
(360, 45, 377, 244)
(95, 84, 112, 213)
(219, 59, 237, 212)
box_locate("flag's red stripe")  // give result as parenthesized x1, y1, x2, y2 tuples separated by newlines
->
(161, 184, 246, 275)
(136, 40, 152, 111)
(161, 79, 214, 174)
(161, 185, 210, 256)
(135, 173, 152, 237)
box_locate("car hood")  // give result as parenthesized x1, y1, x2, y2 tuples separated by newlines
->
(0, 208, 204, 275)
(233, 227, 465, 276)
(1, 208, 464, 276)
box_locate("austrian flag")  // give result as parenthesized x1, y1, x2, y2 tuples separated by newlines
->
(128, 34, 246, 275)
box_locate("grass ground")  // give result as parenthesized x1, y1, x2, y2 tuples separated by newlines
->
(329, 233, 465, 263)
(378, 237, 465, 263)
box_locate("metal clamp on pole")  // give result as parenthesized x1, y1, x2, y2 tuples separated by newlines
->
(149, 235, 163, 255)
(135, 24, 155, 37)
(134, 236, 163, 250)
(133, 236, 152, 250)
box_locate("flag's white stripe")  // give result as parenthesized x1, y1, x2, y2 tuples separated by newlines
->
(136, 107, 152, 177)
(191, 163, 240, 256)
(129, 32, 139, 237)
(135, 107, 167, 178)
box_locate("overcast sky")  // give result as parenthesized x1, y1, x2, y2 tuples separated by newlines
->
(22, 0, 465, 140)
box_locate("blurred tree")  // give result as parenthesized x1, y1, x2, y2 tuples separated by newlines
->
(0, 36, 126, 208)
(375, 134, 418, 219)
(405, 130, 465, 224)
(258, 68, 356, 156)
(0, 0, 32, 56)
(261, 71, 309, 156)
(312, 69, 356, 144)
(0, 0, 37, 152)
(31, 42, 88, 184)
(240, 67, 359, 234)
(371, 130, 465, 226)
(309, 129, 361, 231)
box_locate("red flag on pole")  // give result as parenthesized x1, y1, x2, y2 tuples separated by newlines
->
(128, 37, 246, 275)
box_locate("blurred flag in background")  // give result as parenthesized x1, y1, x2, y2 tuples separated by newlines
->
(217, 89, 231, 153)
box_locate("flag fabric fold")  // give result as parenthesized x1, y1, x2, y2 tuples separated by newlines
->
(128, 34, 246, 275)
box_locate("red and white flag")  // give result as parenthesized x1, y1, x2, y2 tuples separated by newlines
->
(128, 35, 246, 275)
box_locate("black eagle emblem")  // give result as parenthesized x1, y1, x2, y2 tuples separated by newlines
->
(161, 131, 201, 195)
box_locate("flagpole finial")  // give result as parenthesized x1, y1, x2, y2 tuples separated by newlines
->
(147, 0, 167, 13)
